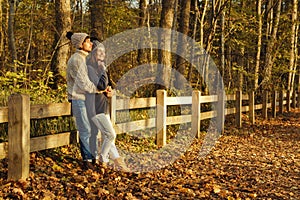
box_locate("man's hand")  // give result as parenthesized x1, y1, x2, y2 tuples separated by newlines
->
(105, 86, 113, 98)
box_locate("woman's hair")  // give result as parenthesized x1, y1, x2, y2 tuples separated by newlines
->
(86, 49, 98, 67)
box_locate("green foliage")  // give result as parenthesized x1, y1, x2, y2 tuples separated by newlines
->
(31, 116, 76, 138)
(0, 65, 67, 106)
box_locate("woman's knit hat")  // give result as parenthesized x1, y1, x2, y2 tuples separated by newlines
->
(91, 38, 105, 51)
(66, 31, 89, 49)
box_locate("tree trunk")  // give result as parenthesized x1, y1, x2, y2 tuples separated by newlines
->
(254, 0, 262, 91)
(156, 0, 176, 89)
(24, 0, 36, 89)
(137, 0, 148, 65)
(8, 0, 17, 70)
(288, 0, 297, 91)
(90, 0, 105, 40)
(174, 0, 191, 90)
(0, 0, 3, 64)
(294, 24, 299, 91)
(50, 0, 71, 89)
(220, 0, 225, 83)
(262, 0, 282, 90)
(226, 0, 233, 90)
(199, 0, 209, 49)
(188, 0, 198, 83)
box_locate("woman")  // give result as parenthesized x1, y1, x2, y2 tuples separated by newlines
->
(85, 40, 129, 172)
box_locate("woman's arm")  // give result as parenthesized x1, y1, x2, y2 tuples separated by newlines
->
(87, 65, 108, 91)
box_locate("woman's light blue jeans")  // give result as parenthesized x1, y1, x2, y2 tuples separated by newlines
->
(71, 100, 94, 161)
(92, 113, 120, 163)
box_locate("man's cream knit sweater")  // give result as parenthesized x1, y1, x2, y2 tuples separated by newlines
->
(67, 49, 98, 100)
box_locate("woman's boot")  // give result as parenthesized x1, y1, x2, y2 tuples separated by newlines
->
(113, 157, 130, 172)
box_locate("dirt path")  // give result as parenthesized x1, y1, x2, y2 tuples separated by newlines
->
(0, 110, 299, 199)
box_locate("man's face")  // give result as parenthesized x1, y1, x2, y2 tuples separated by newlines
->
(81, 38, 93, 52)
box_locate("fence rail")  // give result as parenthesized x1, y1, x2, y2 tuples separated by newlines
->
(0, 89, 299, 180)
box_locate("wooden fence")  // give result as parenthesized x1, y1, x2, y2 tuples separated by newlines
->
(0, 89, 299, 180)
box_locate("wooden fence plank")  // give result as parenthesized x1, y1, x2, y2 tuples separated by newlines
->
(0, 142, 8, 159)
(200, 95, 218, 103)
(116, 97, 156, 110)
(225, 108, 235, 115)
(30, 102, 71, 119)
(30, 132, 78, 152)
(115, 118, 156, 133)
(0, 107, 8, 123)
(201, 111, 217, 119)
(8, 94, 30, 180)
(166, 96, 192, 105)
(226, 94, 235, 101)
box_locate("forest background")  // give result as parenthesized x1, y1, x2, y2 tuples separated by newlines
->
(0, 0, 299, 106)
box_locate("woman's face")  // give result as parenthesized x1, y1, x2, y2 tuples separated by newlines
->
(96, 48, 105, 61)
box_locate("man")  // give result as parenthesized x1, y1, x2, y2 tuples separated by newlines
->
(66, 31, 98, 170)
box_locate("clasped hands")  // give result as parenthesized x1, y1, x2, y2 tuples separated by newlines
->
(104, 86, 113, 98)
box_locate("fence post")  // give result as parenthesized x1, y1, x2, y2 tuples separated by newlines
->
(262, 90, 268, 119)
(235, 90, 242, 128)
(249, 91, 255, 124)
(286, 90, 291, 112)
(271, 90, 277, 118)
(156, 90, 166, 147)
(217, 90, 225, 134)
(192, 90, 201, 138)
(298, 88, 300, 109)
(110, 90, 116, 126)
(279, 90, 284, 114)
(292, 89, 296, 108)
(8, 94, 30, 180)
(109, 90, 118, 135)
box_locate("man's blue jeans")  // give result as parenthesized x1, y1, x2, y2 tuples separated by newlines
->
(71, 100, 94, 161)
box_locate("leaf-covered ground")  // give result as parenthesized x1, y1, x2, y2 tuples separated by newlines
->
(0, 109, 299, 199)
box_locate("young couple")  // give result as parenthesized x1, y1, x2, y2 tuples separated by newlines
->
(66, 31, 129, 172)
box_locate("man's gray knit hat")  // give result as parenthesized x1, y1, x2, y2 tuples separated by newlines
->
(66, 32, 89, 49)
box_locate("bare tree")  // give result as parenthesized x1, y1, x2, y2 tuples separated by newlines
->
(174, 0, 191, 90)
(288, 0, 297, 91)
(156, 0, 176, 89)
(137, 0, 148, 64)
(50, 0, 71, 89)
(220, 0, 225, 85)
(0, 0, 3, 64)
(254, 0, 262, 91)
(8, 0, 17, 71)
(90, 0, 105, 40)
(262, 0, 282, 90)
(24, 0, 36, 88)
(199, 0, 209, 49)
